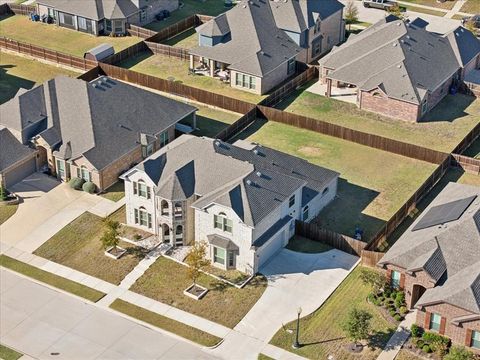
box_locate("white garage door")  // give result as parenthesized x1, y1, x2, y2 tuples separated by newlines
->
(258, 230, 285, 269)
(4, 157, 36, 189)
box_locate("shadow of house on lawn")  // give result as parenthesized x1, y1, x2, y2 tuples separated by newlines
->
(0, 64, 36, 105)
(192, 114, 234, 138)
(421, 94, 476, 123)
(228, 117, 268, 143)
(313, 178, 384, 242)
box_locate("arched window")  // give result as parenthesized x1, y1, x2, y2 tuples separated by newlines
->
(302, 206, 309, 221)
(174, 202, 183, 218)
(161, 200, 169, 216)
(214, 212, 232, 233)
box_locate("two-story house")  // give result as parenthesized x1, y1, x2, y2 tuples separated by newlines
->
(378, 182, 480, 353)
(36, 0, 178, 36)
(121, 135, 339, 273)
(188, 0, 345, 95)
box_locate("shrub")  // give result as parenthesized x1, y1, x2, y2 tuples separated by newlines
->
(411, 324, 422, 338)
(133, 234, 142, 241)
(423, 332, 450, 356)
(389, 309, 396, 317)
(423, 345, 432, 353)
(69, 177, 85, 190)
(399, 306, 408, 315)
(390, 290, 398, 300)
(394, 314, 402, 321)
(415, 339, 425, 348)
(82, 181, 96, 194)
(444, 346, 475, 360)
(395, 292, 405, 308)
(0, 185, 10, 201)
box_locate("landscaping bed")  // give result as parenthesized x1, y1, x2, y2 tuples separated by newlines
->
(0, 15, 141, 57)
(130, 256, 267, 328)
(0, 51, 78, 104)
(285, 235, 333, 254)
(118, 51, 266, 104)
(243, 120, 437, 241)
(110, 299, 222, 347)
(277, 85, 480, 153)
(33, 212, 148, 285)
(0, 255, 105, 302)
(270, 266, 397, 360)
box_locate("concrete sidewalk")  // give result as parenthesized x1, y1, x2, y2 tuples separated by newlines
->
(377, 311, 417, 360)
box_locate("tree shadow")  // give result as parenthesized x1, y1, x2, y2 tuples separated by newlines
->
(0, 64, 36, 104)
(300, 336, 346, 347)
(368, 328, 398, 351)
(420, 94, 475, 123)
(125, 246, 149, 260)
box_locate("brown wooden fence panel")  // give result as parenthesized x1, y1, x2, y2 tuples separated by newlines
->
(147, 15, 197, 43)
(127, 24, 158, 39)
(102, 41, 148, 65)
(451, 154, 480, 175)
(5, 3, 35, 15)
(453, 121, 480, 155)
(361, 250, 384, 268)
(257, 105, 450, 165)
(295, 221, 366, 256)
(77, 66, 102, 81)
(144, 41, 189, 60)
(215, 107, 258, 141)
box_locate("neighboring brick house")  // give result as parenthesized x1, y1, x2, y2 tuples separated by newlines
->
(36, 0, 178, 36)
(318, 16, 480, 122)
(120, 135, 339, 273)
(0, 75, 197, 191)
(188, 0, 344, 95)
(378, 183, 480, 353)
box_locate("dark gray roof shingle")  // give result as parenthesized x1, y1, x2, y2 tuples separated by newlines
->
(0, 127, 36, 172)
(36, 0, 142, 20)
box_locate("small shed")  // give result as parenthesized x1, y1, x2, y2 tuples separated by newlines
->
(84, 44, 114, 61)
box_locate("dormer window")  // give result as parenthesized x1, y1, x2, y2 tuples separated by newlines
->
(214, 212, 233, 233)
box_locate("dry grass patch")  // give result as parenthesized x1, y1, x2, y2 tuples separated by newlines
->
(460, 0, 479, 14)
(131, 256, 267, 328)
(0, 204, 18, 225)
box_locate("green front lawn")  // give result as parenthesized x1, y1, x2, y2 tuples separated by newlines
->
(0, 15, 141, 57)
(242, 120, 437, 241)
(270, 266, 397, 360)
(0, 204, 18, 225)
(118, 51, 266, 104)
(279, 86, 479, 153)
(402, 4, 446, 16)
(100, 181, 125, 202)
(286, 236, 333, 254)
(460, 0, 479, 14)
(33, 212, 148, 285)
(130, 256, 267, 328)
(0, 51, 79, 104)
(145, 0, 229, 32)
(110, 299, 222, 347)
(258, 354, 275, 360)
(0, 255, 105, 302)
(0, 344, 22, 360)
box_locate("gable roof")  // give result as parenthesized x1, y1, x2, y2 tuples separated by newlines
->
(320, 16, 475, 104)
(379, 182, 480, 314)
(36, 0, 142, 20)
(445, 26, 480, 67)
(129, 135, 339, 227)
(0, 127, 36, 172)
(0, 76, 196, 170)
(190, 0, 301, 77)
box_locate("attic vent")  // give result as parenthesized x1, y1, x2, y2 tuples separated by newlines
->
(214, 140, 220, 146)
(246, 179, 253, 186)
(397, 64, 402, 69)
(256, 171, 262, 177)
(253, 149, 259, 155)
(406, 35, 411, 39)
(455, 32, 460, 37)
(92, 83, 98, 88)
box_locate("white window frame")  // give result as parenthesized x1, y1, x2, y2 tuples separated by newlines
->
(214, 212, 233, 233)
(391, 270, 401, 289)
(429, 313, 441, 332)
(472, 330, 480, 349)
(56, 159, 65, 178)
(213, 246, 226, 265)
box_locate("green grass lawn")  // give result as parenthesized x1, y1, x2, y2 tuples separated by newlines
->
(239, 120, 437, 240)
(193, 105, 242, 137)
(0, 204, 18, 225)
(399, 0, 454, 9)
(460, 0, 479, 14)
(0, 255, 105, 302)
(270, 266, 396, 360)
(285, 236, 333, 254)
(0, 15, 141, 57)
(279, 85, 479, 153)
(0, 344, 22, 360)
(100, 181, 125, 202)
(258, 354, 275, 360)
(130, 256, 267, 328)
(33, 212, 148, 285)
(463, 138, 480, 159)
(0, 51, 79, 104)
(145, 0, 229, 32)
(110, 299, 222, 347)
(163, 28, 198, 49)
(118, 51, 266, 104)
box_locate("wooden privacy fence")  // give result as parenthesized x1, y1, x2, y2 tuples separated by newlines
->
(260, 66, 318, 107)
(361, 250, 384, 267)
(102, 41, 148, 65)
(77, 66, 102, 81)
(99, 63, 256, 114)
(452, 121, 480, 155)
(145, 41, 189, 60)
(257, 105, 450, 165)
(0, 37, 98, 71)
(127, 24, 158, 39)
(295, 221, 366, 257)
(451, 154, 480, 175)
(216, 107, 258, 141)
(366, 154, 451, 250)
(147, 14, 210, 43)
(1, 3, 35, 15)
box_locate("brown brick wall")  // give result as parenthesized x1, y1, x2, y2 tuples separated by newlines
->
(360, 89, 420, 122)
(422, 75, 453, 119)
(417, 304, 480, 353)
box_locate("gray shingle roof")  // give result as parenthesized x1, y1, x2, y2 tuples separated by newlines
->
(1, 76, 196, 170)
(0, 127, 36, 172)
(197, 13, 230, 37)
(190, 0, 301, 77)
(445, 26, 480, 67)
(379, 182, 480, 313)
(36, 0, 143, 20)
(320, 16, 474, 104)
(132, 135, 338, 227)
(84, 43, 115, 61)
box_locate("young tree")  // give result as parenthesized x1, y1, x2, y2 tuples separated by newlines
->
(185, 241, 210, 285)
(345, 0, 359, 31)
(101, 219, 121, 251)
(342, 308, 373, 348)
(0, 185, 9, 201)
(388, 4, 404, 19)
(360, 268, 388, 294)
(444, 346, 475, 360)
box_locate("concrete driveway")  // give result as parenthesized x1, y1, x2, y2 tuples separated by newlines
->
(211, 249, 359, 359)
(0, 269, 216, 360)
(0, 173, 103, 252)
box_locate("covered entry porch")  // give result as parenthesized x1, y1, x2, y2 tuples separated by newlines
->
(188, 55, 231, 82)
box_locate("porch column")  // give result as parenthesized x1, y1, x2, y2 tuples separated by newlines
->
(189, 54, 194, 70)
(210, 59, 215, 77)
(326, 78, 332, 97)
